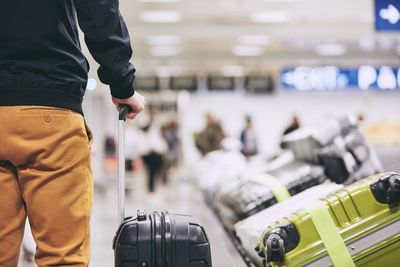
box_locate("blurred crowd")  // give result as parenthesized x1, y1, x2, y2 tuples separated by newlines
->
(194, 112, 303, 159)
(103, 105, 181, 193)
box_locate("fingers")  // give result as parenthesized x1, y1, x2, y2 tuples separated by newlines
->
(117, 105, 142, 120)
(127, 110, 140, 120)
(127, 109, 141, 119)
(112, 91, 146, 120)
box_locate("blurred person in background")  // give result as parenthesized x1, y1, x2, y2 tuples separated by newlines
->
(21, 222, 35, 263)
(283, 115, 301, 136)
(194, 113, 225, 155)
(281, 115, 301, 149)
(0, 0, 145, 265)
(125, 123, 142, 172)
(104, 135, 118, 172)
(162, 119, 181, 184)
(358, 113, 365, 126)
(105, 136, 117, 157)
(240, 116, 258, 157)
(140, 106, 168, 193)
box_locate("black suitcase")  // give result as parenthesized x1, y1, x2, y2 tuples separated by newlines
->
(216, 161, 326, 227)
(113, 210, 212, 267)
(317, 143, 357, 184)
(113, 106, 212, 267)
(317, 127, 382, 184)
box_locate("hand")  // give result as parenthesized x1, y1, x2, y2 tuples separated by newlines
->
(112, 91, 145, 120)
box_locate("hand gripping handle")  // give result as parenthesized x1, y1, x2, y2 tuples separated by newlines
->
(119, 105, 132, 121)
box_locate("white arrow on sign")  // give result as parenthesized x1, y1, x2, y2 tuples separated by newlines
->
(380, 4, 400, 24)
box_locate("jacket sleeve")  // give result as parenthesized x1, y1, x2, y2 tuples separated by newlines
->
(75, 0, 135, 99)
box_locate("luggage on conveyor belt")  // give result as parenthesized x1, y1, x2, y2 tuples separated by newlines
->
(317, 136, 360, 184)
(256, 172, 400, 267)
(215, 161, 326, 229)
(281, 116, 357, 162)
(234, 183, 344, 266)
(317, 127, 382, 184)
(195, 149, 247, 192)
(204, 151, 295, 209)
(193, 149, 247, 208)
(194, 137, 247, 192)
(281, 115, 382, 184)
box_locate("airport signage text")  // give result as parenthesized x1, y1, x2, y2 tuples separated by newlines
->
(281, 66, 400, 91)
(375, 0, 400, 31)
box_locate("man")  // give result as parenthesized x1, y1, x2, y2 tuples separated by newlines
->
(0, 0, 144, 266)
(194, 113, 225, 155)
(140, 106, 167, 193)
(240, 116, 258, 157)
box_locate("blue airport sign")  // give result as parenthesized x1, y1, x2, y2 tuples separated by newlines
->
(281, 66, 400, 91)
(375, 0, 400, 31)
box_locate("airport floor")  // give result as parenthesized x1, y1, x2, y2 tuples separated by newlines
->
(18, 168, 247, 267)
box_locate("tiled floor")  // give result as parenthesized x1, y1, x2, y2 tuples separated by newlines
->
(18, 170, 247, 267)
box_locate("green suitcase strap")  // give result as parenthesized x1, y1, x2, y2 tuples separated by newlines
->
(306, 200, 356, 267)
(253, 173, 291, 202)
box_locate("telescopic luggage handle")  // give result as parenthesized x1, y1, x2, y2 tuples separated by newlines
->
(118, 105, 132, 226)
(119, 105, 131, 121)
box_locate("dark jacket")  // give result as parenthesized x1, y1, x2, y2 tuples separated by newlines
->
(0, 0, 135, 114)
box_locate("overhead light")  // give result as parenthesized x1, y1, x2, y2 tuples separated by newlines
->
(156, 66, 183, 77)
(315, 44, 347, 56)
(360, 13, 374, 23)
(377, 38, 395, 51)
(147, 35, 181, 46)
(222, 65, 245, 77)
(232, 45, 264, 56)
(150, 46, 180, 56)
(138, 0, 180, 2)
(250, 11, 290, 23)
(238, 35, 271, 46)
(359, 37, 375, 52)
(140, 11, 182, 23)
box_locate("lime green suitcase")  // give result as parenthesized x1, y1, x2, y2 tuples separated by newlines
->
(256, 172, 400, 267)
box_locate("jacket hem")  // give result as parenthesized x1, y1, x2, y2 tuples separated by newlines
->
(0, 89, 83, 115)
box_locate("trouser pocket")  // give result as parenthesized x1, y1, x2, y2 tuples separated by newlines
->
(83, 119, 94, 145)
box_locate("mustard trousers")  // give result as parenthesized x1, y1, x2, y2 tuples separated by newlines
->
(0, 106, 93, 266)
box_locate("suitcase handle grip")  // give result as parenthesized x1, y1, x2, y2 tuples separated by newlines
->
(119, 105, 132, 121)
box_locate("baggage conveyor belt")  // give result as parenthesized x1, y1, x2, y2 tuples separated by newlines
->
(202, 206, 250, 267)
(210, 205, 259, 267)
(375, 145, 400, 174)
